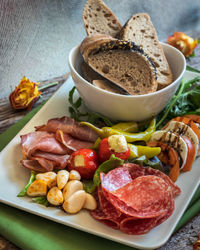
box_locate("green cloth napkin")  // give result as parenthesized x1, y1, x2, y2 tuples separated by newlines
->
(0, 104, 200, 250)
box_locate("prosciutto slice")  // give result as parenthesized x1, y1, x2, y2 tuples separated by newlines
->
(35, 116, 98, 142)
(33, 151, 70, 169)
(21, 131, 70, 157)
(21, 159, 53, 172)
(55, 130, 94, 151)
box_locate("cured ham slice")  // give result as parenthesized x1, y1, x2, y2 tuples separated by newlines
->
(145, 167, 181, 197)
(55, 130, 94, 151)
(120, 216, 159, 235)
(21, 131, 70, 157)
(120, 196, 175, 235)
(98, 186, 121, 218)
(124, 163, 146, 179)
(33, 151, 70, 169)
(90, 187, 126, 230)
(91, 164, 178, 234)
(90, 208, 121, 230)
(100, 167, 132, 192)
(21, 159, 52, 172)
(110, 175, 172, 218)
(35, 116, 98, 142)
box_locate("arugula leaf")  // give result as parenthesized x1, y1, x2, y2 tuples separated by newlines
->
(32, 196, 49, 207)
(129, 155, 164, 172)
(17, 171, 36, 197)
(68, 86, 116, 126)
(186, 65, 200, 74)
(156, 76, 200, 128)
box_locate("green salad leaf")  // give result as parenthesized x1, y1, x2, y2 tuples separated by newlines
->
(32, 196, 49, 207)
(17, 171, 36, 197)
(156, 76, 200, 128)
(186, 65, 200, 74)
(68, 86, 116, 126)
(129, 155, 164, 172)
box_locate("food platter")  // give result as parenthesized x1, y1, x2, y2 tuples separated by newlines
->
(0, 71, 200, 250)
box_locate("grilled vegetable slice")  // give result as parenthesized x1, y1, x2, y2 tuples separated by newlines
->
(171, 116, 200, 155)
(162, 120, 199, 157)
(147, 141, 180, 182)
(150, 130, 188, 170)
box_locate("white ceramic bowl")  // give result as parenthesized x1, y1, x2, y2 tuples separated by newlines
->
(68, 42, 186, 121)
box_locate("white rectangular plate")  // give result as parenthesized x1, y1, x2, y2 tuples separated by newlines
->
(0, 71, 200, 250)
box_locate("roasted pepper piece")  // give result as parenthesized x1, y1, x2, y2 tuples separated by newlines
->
(80, 119, 156, 143)
(111, 121, 139, 133)
(147, 141, 180, 182)
(128, 144, 161, 159)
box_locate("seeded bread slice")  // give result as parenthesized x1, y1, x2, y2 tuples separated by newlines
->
(119, 13, 173, 89)
(81, 61, 129, 95)
(83, 0, 122, 37)
(80, 34, 157, 95)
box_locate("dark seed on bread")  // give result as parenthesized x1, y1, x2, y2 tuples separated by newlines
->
(80, 35, 157, 95)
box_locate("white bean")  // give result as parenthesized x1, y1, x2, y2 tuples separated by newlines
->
(63, 190, 86, 214)
(36, 172, 57, 188)
(57, 170, 69, 190)
(63, 180, 83, 200)
(69, 170, 81, 181)
(47, 187, 63, 206)
(27, 179, 48, 197)
(83, 193, 97, 210)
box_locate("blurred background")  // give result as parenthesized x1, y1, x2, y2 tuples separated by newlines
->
(0, 0, 200, 99)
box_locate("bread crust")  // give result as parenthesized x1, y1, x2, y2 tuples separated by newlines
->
(82, 0, 122, 37)
(80, 35, 158, 95)
(119, 13, 173, 89)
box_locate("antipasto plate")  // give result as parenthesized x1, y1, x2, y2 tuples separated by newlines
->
(0, 71, 200, 250)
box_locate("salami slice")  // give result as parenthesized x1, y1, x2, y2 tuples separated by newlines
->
(145, 167, 181, 197)
(155, 194, 175, 227)
(110, 175, 172, 218)
(124, 163, 146, 179)
(98, 186, 121, 218)
(90, 209, 121, 230)
(90, 188, 124, 230)
(120, 216, 159, 235)
(92, 163, 178, 235)
(100, 166, 132, 192)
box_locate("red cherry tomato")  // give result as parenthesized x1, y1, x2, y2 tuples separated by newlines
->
(98, 137, 130, 163)
(67, 149, 98, 179)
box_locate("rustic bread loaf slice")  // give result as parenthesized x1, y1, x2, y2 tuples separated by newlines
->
(83, 0, 122, 37)
(93, 80, 130, 94)
(80, 34, 157, 95)
(81, 61, 129, 95)
(119, 13, 173, 89)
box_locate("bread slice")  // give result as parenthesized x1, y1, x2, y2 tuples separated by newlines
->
(119, 13, 173, 89)
(81, 61, 129, 95)
(93, 80, 129, 94)
(82, 0, 122, 37)
(80, 34, 157, 95)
